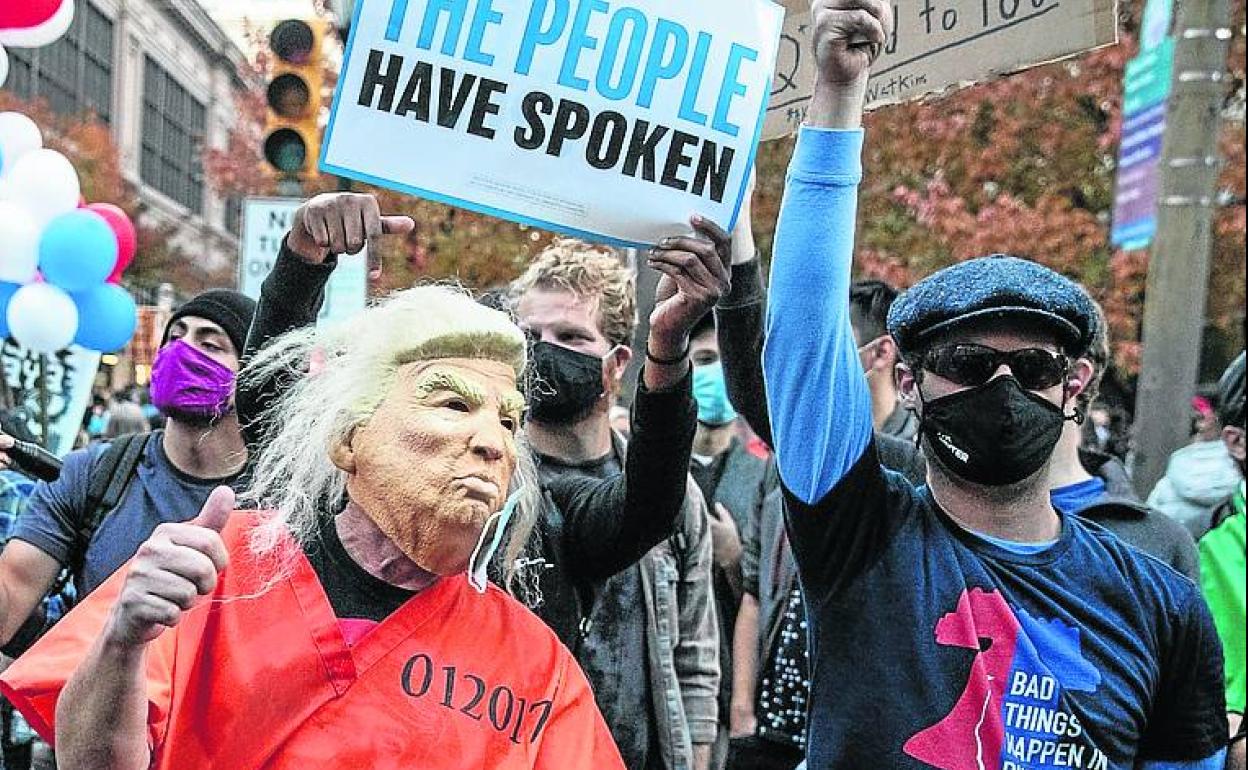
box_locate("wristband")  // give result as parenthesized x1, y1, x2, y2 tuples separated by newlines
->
(646, 345, 688, 366)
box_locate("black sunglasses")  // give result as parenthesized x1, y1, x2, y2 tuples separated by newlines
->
(920, 344, 1069, 390)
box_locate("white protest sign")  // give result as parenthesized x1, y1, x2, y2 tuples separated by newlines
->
(0, 342, 100, 457)
(765, 0, 1117, 139)
(322, 0, 785, 247)
(238, 197, 368, 324)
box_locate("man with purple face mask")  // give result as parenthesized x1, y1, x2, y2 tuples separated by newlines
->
(0, 289, 255, 654)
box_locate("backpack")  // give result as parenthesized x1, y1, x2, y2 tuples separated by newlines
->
(0, 433, 151, 660)
(47, 433, 153, 604)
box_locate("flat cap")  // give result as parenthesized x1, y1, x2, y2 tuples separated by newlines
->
(887, 255, 1099, 356)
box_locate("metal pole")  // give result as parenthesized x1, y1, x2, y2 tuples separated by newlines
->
(1130, 0, 1233, 495)
(37, 354, 50, 448)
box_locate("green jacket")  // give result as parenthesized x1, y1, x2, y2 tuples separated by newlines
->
(1199, 484, 1246, 716)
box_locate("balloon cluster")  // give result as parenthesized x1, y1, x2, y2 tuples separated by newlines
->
(0, 112, 138, 354)
(0, 1, 75, 89)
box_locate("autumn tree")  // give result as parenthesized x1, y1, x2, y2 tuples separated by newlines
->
(752, 0, 1245, 390)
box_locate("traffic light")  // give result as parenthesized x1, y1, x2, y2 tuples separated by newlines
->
(264, 19, 325, 177)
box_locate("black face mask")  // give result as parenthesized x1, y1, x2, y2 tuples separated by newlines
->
(919, 375, 1069, 487)
(528, 341, 605, 424)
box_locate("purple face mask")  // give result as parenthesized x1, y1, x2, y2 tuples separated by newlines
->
(150, 339, 236, 422)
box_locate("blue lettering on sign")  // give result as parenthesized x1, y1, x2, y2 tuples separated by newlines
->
(516, 0, 570, 76)
(464, 0, 503, 64)
(596, 8, 648, 101)
(382, 0, 762, 139)
(711, 43, 757, 137)
(638, 19, 688, 109)
(557, 0, 608, 92)
(678, 32, 713, 127)
(417, 0, 468, 56)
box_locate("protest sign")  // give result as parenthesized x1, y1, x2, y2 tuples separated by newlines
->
(238, 197, 368, 324)
(321, 0, 785, 246)
(1, 341, 100, 457)
(765, 0, 1117, 139)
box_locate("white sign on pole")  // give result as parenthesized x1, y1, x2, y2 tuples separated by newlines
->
(0, 342, 100, 457)
(765, 0, 1117, 139)
(239, 197, 368, 325)
(321, 0, 785, 247)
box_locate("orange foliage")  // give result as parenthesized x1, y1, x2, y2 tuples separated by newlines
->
(751, 0, 1245, 378)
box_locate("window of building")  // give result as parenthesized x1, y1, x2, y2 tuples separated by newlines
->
(141, 57, 206, 214)
(4, 2, 114, 123)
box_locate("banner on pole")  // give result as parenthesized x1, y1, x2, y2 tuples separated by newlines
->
(238, 197, 368, 324)
(321, 0, 785, 246)
(765, 0, 1118, 139)
(1110, 35, 1175, 250)
(0, 342, 100, 457)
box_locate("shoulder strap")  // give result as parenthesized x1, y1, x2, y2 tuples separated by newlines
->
(65, 433, 152, 578)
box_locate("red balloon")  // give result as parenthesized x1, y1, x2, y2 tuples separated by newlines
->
(0, 0, 62, 30)
(86, 203, 137, 282)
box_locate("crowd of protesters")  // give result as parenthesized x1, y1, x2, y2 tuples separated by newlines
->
(0, 1, 1241, 768)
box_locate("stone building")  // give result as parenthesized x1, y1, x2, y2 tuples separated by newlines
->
(5, 0, 252, 283)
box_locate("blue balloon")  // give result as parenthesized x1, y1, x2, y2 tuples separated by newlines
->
(38, 210, 118, 292)
(72, 283, 137, 352)
(0, 281, 19, 338)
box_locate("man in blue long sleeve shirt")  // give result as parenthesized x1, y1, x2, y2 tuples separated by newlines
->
(757, 2, 1229, 768)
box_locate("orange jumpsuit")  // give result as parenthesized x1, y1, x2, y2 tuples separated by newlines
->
(0, 514, 625, 769)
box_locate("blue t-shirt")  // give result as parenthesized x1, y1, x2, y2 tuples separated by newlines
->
(763, 127, 1227, 769)
(13, 431, 239, 597)
(785, 448, 1226, 769)
(1052, 477, 1109, 516)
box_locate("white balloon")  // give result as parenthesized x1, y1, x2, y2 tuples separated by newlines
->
(7, 282, 78, 354)
(0, 46, 8, 89)
(0, 1, 75, 48)
(0, 112, 44, 173)
(0, 148, 79, 226)
(0, 201, 39, 283)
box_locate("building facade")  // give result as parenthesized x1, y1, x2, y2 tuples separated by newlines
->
(5, 0, 251, 279)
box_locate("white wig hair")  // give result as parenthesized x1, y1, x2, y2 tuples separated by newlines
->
(239, 284, 543, 598)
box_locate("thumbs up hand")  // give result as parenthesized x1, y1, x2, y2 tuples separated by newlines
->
(103, 487, 234, 648)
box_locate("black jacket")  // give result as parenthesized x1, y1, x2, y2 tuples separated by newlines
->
(1076, 449, 1200, 581)
(239, 244, 697, 647)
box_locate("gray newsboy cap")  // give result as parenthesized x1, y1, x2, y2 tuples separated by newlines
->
(887, 255, 1099, 356)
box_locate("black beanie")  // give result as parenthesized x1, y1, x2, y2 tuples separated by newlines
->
(162, 289, 257, 354)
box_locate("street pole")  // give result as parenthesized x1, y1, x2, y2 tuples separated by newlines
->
(1130, 0, 1233, 495)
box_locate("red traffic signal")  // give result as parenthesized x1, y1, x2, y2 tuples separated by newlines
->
(263, 19, 324, 177)
(270, 19, 315, 65)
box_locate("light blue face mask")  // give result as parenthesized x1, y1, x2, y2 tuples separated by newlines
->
(467, 488, 522, 594)
(692, 362, 738, 426)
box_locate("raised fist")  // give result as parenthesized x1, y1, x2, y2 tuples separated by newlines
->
(286, 192, 416, 267)
(810, 0, 893, 87)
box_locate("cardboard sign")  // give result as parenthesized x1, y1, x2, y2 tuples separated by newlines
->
(238, 197, 368, 325)
(322, 0, 785, 246)
(765, 0, 1117, 139)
